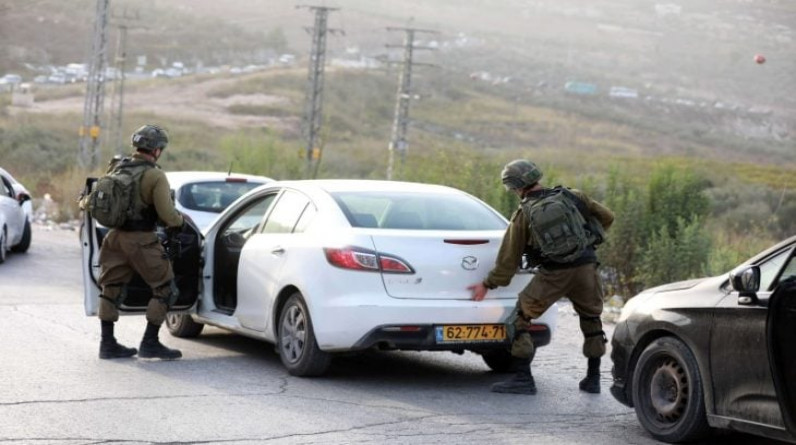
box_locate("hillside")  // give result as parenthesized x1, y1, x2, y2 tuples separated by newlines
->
(2, 0, 794, 185)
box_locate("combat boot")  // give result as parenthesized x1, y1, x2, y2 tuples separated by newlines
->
(99, 320, 137, 359)
(579, 357, 601, 394)
(139, 322, 182, 360)
(491, 357, 537, 395)
(99, 340, 137, 359)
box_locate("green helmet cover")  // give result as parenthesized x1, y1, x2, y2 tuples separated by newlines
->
(131, 124, 169, 151)
(501, 159, 543, 190)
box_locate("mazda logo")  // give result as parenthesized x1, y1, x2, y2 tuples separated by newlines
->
(461, 256, 478, 271)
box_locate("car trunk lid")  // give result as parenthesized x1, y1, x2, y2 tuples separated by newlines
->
(370, 230, 529, 300)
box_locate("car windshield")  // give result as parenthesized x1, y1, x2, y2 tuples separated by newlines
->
(178, 181, 262, 213)
(332, 191, 507, 230)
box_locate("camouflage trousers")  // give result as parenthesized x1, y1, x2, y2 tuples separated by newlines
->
(97, 230, 174, 326)
(510, 262, 606, 360)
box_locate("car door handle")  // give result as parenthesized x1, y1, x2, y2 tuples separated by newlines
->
(271, 247, 285, 255)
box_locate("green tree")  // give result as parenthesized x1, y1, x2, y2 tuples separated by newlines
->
(637, 217, 711, 287)
(600, 168, 647, 297)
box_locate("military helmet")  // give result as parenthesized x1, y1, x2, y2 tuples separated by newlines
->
(131, 124, 169, 152)
(501, 159, 543, 190)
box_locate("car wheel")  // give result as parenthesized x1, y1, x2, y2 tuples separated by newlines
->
(11, 219, 31, 253)
(278, 293, 331, 377)
(481, 349, 514, 372)
(165, 313, 204, 338)
(0, 226, 7, 264)
(631, 337, 711, 443)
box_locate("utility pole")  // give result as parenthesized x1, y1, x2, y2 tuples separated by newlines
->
(297, 5, 343, 179)
(78, 0, 110, 170)
(107, 11, 144, 155)
(385, 25, 437, 180)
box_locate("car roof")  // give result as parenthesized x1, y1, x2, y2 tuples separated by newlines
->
(165, 171, 273, 189)
(270, 179, 467, 195)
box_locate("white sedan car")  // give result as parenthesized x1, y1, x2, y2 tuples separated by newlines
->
(166, 171, 273, 230)
(81, 179, 557, 376)
(0, 167, 33, 262)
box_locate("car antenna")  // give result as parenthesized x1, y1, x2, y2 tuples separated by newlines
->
(227, 162, 232, 176)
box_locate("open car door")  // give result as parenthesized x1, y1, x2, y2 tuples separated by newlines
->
(81, 177, 202, 316)
(767, 274, 796, 437)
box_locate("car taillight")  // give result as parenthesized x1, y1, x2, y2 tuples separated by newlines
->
(324, 247, 414, 274)
(225, 177, 247, 183)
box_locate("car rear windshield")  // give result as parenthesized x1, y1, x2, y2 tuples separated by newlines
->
(178, 181, 262, 213)
(332, 191, 507, 230)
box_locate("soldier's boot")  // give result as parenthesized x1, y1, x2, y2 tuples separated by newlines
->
(139, 322, 182, 360)
(491, 357, 537, 395)
(579, 357, 601, 394)
(98, 320, 137, 359)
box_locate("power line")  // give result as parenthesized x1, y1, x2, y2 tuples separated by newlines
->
(385, 24, 438, 181)
(297, 5, 344, 179)
(78, 0, 110, 170)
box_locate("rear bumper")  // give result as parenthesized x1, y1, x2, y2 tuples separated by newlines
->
(310, 297, 558, 352)
(351, 323, 552, 352)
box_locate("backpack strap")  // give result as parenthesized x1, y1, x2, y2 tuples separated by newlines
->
(557, 186, 591, 220)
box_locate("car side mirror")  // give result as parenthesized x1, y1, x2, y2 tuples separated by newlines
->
(17, 193, 30, 205)
(729, 265, 761, 305)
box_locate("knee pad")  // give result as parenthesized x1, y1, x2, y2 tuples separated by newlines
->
(511, 332, 535, 359)
(580, 316, 607, 358)
(153, 280, 179, 308)
(100, 284, 126, 308)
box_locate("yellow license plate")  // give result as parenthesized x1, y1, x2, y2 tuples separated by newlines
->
(435, 324, 507, 343)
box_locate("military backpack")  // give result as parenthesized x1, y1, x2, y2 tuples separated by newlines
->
(521, 186, 602, 263)
(86, 158, 152, 228)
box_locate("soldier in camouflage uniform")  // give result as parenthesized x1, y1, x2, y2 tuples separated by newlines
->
(469, 159, 614, 395)
(97, 124, 185, 360)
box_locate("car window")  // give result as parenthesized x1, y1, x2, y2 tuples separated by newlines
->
(178, 180, 264, 213)
(759, 246, 796, 291)
(293, 204, 317, 233)
(0, 176, 13, 198)
(331, 191, 507, 230)
(221, 193, 277, 238)
(262, 190, 311, 234)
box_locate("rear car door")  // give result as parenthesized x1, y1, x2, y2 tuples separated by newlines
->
(81, 178, 202, 316)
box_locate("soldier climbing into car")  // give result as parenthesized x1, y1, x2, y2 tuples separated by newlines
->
(469, 159, 614, 395)
(87, 124, 185, 360)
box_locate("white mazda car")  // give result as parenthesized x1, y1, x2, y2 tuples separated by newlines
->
(81, 179, 557, 376)
(0, 167, 33, 262)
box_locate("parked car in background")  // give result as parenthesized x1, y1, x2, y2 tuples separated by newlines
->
(81, 179, 557, 376)
(166, 171, 273, 230)
(0, 167, 33, 262)
(610, 236, 796, 443)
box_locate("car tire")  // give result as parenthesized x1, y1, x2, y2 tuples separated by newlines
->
(165, 313, 204, 338)
(278, 293, 331, 377)
(0, 226, 7, 264)
(11, 219, 31, 253)
(631, 337, 711, 443)
(481, 349, 514, 372)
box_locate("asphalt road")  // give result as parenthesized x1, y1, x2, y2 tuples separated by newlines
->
(0, 225, 786, 445)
